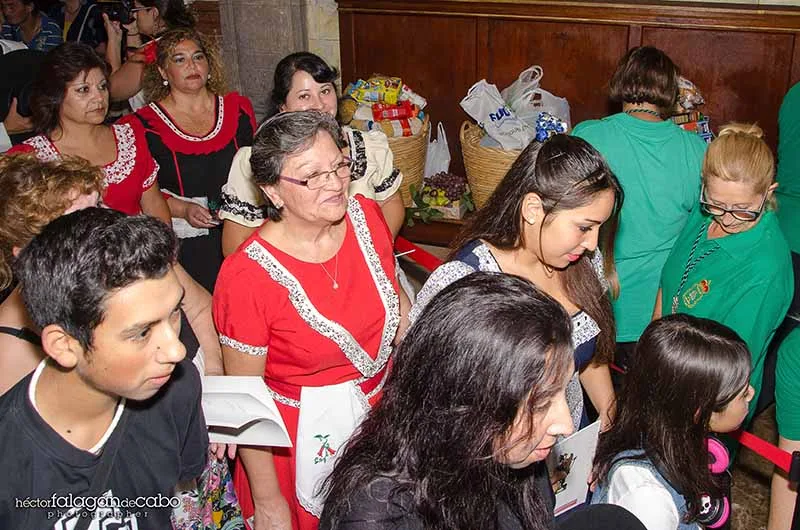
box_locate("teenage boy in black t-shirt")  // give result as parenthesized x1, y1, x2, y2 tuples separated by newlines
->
(0, 208, 208, 529)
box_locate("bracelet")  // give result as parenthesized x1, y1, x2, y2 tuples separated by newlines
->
(126, 32, 140, 36)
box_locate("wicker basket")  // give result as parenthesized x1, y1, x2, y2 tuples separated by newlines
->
(460, 121, 521, 209)
(387, 115, 430, 207)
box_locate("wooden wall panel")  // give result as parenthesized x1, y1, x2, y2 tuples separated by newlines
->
(192, 1, 222, 42)
(485, 20, 630, 124)
(346, 13, 478, 174)
(643, 27, 795, 149)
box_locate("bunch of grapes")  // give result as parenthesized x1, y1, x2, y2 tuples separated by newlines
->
(426, 172, 468, 202)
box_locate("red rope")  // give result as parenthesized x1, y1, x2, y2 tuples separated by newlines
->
(395, 236, 444, 272)
(733, 430, 793, 473)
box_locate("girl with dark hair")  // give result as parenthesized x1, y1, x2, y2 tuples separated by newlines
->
(573, 46, 707, 369)
(218, 52, 406, 257)
(592, 314, 754, 529)
(410, 134, 623, 431)
(321, 272, 647, 530)
(7, 42, 171, 223)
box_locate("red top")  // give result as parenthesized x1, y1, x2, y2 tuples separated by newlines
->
(8, 121, 158, 215)
(213, 195, 399, 397)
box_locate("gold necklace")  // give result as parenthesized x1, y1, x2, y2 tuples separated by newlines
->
(319, 253, 339, 289)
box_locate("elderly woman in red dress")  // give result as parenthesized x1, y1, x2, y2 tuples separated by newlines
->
(213, 110, 410, 530)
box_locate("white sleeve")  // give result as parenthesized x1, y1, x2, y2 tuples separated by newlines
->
(0, 123, 11, 153)
(606, 465, 681, 530)
(408, 261, 475, 325)
(218, 146, 266, 228)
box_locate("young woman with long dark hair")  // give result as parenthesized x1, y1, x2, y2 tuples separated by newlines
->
(410, 134, 623, 430)
(592, 314, 754, 529)
(321, 272, 646, 530)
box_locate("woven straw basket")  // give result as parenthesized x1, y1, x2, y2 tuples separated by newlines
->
(460, 121, 521, 209)
(387, 115, 430, 207)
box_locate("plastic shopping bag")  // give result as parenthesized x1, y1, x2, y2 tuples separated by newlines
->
(460, 80, 533, 150)
(424, 122, 451, 177)
(500, 65, 544, 106)
(503, 65, 571, 129)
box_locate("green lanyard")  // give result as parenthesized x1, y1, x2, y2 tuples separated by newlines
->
(672, 222, 719, 314)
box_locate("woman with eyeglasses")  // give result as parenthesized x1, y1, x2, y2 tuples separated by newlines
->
(212, 110, 410, 530)
(120, 27, 255, 292)
(655, 123, 792, 425)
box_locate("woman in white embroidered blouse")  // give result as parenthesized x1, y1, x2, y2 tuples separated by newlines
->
(7, 42, 170, 222)
(212, 111, 411, 530)
(410, 134, 624, 431)
(218, 52, 406, 257)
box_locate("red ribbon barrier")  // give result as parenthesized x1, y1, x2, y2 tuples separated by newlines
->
(395, 236, 444, 273)
(734, 430, 793, 473)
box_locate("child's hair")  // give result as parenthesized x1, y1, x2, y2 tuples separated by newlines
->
(14, 208, 178, 351)
(703, 122, 776, 209)
(0, 153, 105, 290)
(321, 272, 573, 530)
(593, 314, 751, 520)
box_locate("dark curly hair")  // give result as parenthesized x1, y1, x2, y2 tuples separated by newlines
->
(30, 42, 109, 135)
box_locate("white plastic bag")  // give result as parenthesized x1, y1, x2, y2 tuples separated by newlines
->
(424, 122, 451, 177)
(503, 65, 571, 129)
(460, 80, 533, 150)
(501, 65, 544, 106)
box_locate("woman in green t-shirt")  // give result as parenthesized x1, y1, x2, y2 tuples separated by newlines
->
(655, 123, 792, 425)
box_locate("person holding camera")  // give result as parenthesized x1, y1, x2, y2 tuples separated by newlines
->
(0, 0, 62, 51)
(121, 27, 255, 293)
(103, 0, 195, 108)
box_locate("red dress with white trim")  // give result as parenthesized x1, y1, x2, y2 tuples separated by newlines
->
(123, 92, 256, 292)
(212, 196, 400, 530)
(7, 120, 158, 215)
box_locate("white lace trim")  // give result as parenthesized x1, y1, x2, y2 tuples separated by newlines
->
(572, 311, 600, 347)
(148, 95, 225, 142)
(104, 123, 137, 184)
(25, 125, 137, 185)
(142, 160, 159, 189)
(219, 335, 268, 356)
(24, 135, 60, 162)
(243, 197, 399, 379)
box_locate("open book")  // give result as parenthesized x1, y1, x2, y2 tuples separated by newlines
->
(202, 376, 292, 447)
(547, 420, 601, 516)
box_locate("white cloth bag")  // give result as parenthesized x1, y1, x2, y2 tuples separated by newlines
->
(460, 80, 533, 150)
(295, 381, 369, 516)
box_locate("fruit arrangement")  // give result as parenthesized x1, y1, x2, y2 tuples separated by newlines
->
(406, 172, 474, 225)
(422, 172, 470, 206)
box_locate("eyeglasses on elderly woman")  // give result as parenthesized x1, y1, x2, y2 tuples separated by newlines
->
(279, 156, 353, 190)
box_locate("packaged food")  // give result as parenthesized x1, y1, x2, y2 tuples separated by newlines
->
(347, 75, 403, 105)
(399, 84, 427, 110)
(371, 100, 415, 121)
